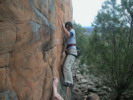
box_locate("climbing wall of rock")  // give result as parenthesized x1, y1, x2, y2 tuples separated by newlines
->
(0, 0, 72, 99)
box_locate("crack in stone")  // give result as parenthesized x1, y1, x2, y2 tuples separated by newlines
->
(0, 66, 8, 68)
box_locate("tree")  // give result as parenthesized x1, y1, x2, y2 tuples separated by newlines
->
(83, 0, 133, 99)
(73, 23, 89, 64)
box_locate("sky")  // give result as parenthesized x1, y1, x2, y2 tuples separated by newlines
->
(72, 0, 106, 26)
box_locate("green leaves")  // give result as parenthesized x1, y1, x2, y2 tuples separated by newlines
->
(91, 0, 133, 99)
(75, 0, 133, 99)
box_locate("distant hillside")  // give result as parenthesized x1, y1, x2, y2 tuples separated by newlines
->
(83, 26, 94, 35)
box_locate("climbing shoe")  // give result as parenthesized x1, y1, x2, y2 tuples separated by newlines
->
(63, 82, 74, 87)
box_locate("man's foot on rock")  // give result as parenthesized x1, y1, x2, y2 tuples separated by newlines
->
(63, 82, 74, 87)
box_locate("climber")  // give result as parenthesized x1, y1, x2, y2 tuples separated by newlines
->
(62, 22, 77, 87)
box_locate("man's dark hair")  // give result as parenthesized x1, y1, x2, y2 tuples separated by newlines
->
(65, 22, 73, 28)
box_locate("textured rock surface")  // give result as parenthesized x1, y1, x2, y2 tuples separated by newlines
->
(72, 60, 111, 100)
(0, 0, 72, 100)
(72, 60, 101, 100)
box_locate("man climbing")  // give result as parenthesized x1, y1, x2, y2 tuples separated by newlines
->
(62, 22, 77, 87)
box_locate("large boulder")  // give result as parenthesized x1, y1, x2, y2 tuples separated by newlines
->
(0, 0, 73, 100)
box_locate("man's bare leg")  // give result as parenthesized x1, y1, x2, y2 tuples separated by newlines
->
(53, 78, 64, 100)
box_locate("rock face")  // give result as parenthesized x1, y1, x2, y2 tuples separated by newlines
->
(0, 0, 72, 100)
(72, 60, 112, 100)
(72, 60, 101, 100)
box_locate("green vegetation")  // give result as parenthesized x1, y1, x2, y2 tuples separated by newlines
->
(73, 23, 89, 63)
(75, 0, 133, 99)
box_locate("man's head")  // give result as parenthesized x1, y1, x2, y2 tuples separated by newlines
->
(65, 22, 73, 31)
